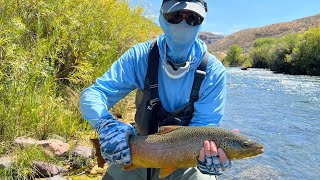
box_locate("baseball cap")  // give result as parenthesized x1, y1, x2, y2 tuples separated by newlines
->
(161, 0, 208, 18)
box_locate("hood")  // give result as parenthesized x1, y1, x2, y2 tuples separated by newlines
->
(159, 11, 203, 64)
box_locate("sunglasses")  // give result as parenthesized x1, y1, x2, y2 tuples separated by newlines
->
(162, 10, 204, 26)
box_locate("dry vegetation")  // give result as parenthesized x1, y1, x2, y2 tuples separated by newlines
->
(209, 14, 320, 52)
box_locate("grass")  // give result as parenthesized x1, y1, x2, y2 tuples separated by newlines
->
(0, 0, 161, 178)
(1, 145, 58, 179)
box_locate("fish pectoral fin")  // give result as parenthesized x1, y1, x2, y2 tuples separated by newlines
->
(156, 126, 181, 135)
(159, 167, 176, 178)
(122, 164, 137, 170)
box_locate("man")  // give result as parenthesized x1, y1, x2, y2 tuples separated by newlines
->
(80, 0, 230, 179)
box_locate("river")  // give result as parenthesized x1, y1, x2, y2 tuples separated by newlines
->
(219, 68, 320, 179)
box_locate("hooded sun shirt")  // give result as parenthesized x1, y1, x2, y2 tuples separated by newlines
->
(159, 11, 202, 64)
(80, 12, 227, 129)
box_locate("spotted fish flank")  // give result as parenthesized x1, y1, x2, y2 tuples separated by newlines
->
(92, 126, 264, 178)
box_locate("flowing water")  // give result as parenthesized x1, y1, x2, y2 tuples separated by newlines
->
(220, 68, 320, 180)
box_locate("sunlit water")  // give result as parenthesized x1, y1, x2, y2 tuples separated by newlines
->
(219, 68, 320, 179)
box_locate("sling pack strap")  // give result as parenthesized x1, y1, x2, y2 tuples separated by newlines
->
(144, 40, 159, 91)
(146, 40, 159, 180)
(144, 40, 208, 180)
(190, 52, 209, 103)
(147, 40, 209, 104)
(146, 40, 160, 135)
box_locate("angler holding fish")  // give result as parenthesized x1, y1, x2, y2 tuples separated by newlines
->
(80, 0, 263, 179)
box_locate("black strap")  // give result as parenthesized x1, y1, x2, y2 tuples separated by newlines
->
(147, 168, 151, 180)
(146, 39, 208, 104)
(144, 40, 159, 91)
(146, 40, 159, 180)
(189, 52, 209, 103)
(146, 40, 160, 136)
(145, 41, 208, 180)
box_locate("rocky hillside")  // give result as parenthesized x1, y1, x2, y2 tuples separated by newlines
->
(198, 32, 224, 45)
(209, 13, 320, 52)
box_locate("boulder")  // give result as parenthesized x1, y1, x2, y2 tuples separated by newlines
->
(14, 137, 38, 146)
(37, 139, 70, 156)
(72, 145, 93, 159)
(33, 161, 68, 177)
(14, 137, 70, 157)
(0, 156, 14, 168)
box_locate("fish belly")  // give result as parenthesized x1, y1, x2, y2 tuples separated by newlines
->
(130, 136, 200, 168)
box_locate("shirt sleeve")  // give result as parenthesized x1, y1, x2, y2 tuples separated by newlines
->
(79, 41, 151, 127)
(189, 55, 227, 127)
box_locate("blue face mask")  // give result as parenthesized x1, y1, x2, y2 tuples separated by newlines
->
(159, 12, 201, 63)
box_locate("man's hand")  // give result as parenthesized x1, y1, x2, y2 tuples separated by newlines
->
(95, 117, 137, 165)
(197, 140, 232, 175)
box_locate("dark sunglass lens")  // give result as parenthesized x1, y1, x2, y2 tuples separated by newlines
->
(163, 12, 183, 24)
(186, 13, 204, 26)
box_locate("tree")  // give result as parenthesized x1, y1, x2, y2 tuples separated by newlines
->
(295, 27, 320, 75)
(224, 44, 242, 66)
(269, 33, 301, 73)
(250, 37, 277, 68)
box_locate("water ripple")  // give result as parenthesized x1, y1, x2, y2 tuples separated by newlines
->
(222, 68, 320, 179)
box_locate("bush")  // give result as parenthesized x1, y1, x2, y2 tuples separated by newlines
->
(0, 0, 161, 156)
(269, 33, 301, 73)
(1, 146, 57, 179)
(223, 44, 242, 66)
(239, 53, 252, 68)
(250, 37, 277, 68)
(247, 27, 320, 76)
(293, 27, 320, 75)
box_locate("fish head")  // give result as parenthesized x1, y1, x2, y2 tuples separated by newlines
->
(218, 133, 264, 160)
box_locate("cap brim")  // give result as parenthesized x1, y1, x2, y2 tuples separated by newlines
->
(162, 1, 206, 18)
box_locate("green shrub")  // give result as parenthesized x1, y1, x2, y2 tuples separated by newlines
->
(250, 37, 277, 68)
(239, 53, 252, 68)
(293, 27, 320, 75)
(0, 145, 57, 179)
(268, 33, 301, 73)
(0, 0, 161, 157)
(223, 44, 242, 66)
(247, 27, 320, 75)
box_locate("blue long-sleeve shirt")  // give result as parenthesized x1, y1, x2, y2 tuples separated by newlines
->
(80, 35, 226, 128)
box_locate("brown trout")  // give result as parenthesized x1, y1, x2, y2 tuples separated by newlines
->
(91, 126, 264, 178)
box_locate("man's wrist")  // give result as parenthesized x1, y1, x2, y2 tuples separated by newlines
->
(95, 116, 117, 131)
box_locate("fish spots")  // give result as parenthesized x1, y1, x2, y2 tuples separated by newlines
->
(133, 126, 263, 161)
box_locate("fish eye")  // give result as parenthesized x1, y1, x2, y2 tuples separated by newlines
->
(243, 142, 250, 148)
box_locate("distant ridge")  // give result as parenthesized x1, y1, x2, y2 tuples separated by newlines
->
(198, 32, 224, 45)
(206, 14, 320, 52)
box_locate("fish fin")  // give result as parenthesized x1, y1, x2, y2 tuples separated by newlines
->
(90, 138, 106, 168)
(156, 126, 181, 135)
(159, 167, 176, 178)
(122, 164, 137, 170)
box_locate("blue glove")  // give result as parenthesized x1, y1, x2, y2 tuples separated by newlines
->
(95, 117, 137, 165)
(197, 155, 232, 175)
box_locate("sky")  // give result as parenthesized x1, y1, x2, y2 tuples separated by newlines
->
(131, 0, 320, 35)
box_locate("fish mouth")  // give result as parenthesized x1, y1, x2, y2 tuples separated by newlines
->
(256, 147, 264, 154)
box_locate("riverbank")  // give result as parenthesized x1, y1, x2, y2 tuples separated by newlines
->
(0, 90, 136, 179)
(221, 27, 320, 76)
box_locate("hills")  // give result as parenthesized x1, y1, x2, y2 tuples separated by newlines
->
(198, 32, 224, 45)
(203, 14, 320, 53)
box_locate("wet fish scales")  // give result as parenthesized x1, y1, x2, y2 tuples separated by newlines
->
(129, 126, 263, 169)
(91, 126, 264, 178)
